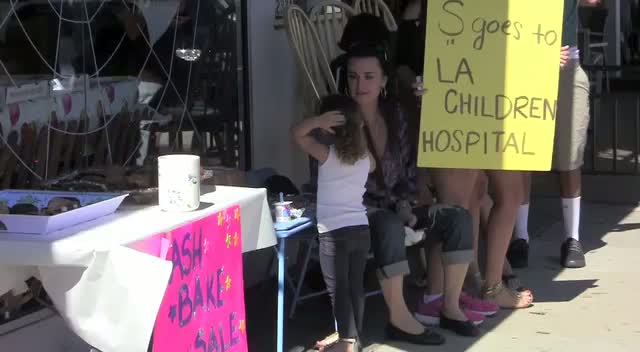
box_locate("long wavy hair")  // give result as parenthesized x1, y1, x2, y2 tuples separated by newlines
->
(318, 95, 367, 165)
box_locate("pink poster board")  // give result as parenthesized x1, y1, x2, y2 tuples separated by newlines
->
(131, 205, 247, 352)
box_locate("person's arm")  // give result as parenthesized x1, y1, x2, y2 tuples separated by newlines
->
(290, 112, 345, 164)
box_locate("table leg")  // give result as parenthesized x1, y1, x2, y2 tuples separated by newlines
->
(289, 238, 315, 319)
(277, 240, 285, 352)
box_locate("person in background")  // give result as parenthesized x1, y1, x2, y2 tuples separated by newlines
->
(394, 0, 500, 319)
(396, 0, 492, 303)
(509, 0, 601, 270)
(395, 0, 532, 308)
(292, 94, 374, 352)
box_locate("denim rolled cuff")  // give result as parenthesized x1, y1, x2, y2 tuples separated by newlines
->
(441, 249, 474, 265)
(375, 260, 410, 280)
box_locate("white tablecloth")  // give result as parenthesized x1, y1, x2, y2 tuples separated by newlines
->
(0, 186, 276, 352)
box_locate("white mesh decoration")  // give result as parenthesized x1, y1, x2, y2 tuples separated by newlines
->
(0, 0, 208, 182)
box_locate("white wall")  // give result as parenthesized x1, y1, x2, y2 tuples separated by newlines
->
(246, 0, 309, 186)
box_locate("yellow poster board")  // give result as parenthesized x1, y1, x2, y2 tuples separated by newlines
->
(418, 0, 564, 170)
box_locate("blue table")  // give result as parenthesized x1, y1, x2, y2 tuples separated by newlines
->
(274, 217, 315, 352)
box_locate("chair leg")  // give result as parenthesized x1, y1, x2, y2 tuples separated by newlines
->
(277, 240, 286, 352)
(289, 239, 316, 319)
(177, 131, 184, 151)
(190, 131, 207, 157)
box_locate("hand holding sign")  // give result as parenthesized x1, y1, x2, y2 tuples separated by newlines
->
(413, 76, 428, 97)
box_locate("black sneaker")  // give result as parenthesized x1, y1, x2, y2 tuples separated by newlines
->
(507, 239, 529, 268)
(560, 238, 586, 268)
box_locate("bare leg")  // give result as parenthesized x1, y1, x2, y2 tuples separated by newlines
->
(485, 170, 522, 285)
(441, 262, 470, 321)
(463, 173, 488, 294)
(558, 169, 581, 198)
(483, 170, 533, 308)
(430, 169, 479, 209)
(380, 276, 425, 334)
(431, 169, 478, 293)
(480, 193, 493, 234)
(426, 242, 444, 298)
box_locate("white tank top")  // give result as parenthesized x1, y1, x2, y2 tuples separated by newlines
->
(316, 146, 370, 233)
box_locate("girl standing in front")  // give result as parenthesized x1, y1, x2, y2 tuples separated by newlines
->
(291, 95, 375, 352)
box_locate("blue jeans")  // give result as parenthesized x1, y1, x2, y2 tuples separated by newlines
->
(367, 205, 474, 280)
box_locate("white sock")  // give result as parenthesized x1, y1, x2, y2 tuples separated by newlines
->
(561, 197, 581, 241)
(423, 293, 443, 304)
(514, 203, 530, 242)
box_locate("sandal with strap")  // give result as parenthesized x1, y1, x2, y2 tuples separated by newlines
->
(324, 338, 358, 352)
(315, 332, 339, 351)
(482, 281, 533, 309)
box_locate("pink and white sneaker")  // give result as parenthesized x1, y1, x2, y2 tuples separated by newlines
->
(415, 297, 484, 326)
(459, 292, 499, 317)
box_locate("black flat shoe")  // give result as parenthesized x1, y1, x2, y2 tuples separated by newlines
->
(561, 238, 586, 268)
(507, 239, 529, 268)
(440, 314, 481, 337)
(385, 324, 445, 345)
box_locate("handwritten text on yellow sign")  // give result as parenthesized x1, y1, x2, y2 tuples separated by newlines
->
(418, 0, 564, 170)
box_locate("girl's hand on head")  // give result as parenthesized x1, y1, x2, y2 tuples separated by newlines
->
(560, 46, 570, 68)
(315, 111, 346, 134)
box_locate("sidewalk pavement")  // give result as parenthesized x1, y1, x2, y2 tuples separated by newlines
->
(363, 198, 640, 352)
(251, 196, 640, 352)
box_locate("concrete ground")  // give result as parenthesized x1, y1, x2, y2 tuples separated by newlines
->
(246, 185, 640, 352)
(364, 199, 640, 352)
